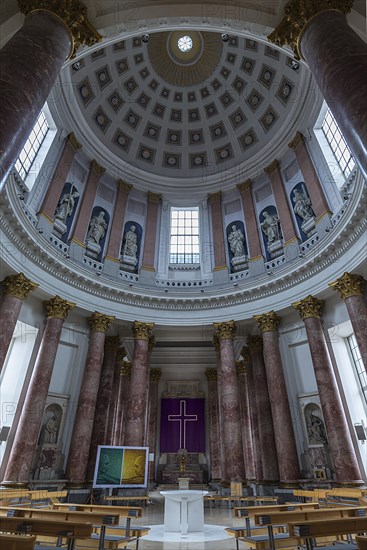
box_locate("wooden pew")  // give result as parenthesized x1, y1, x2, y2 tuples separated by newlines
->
(0, 532, 36, 550)
(233, 501, 320, 518)
(51, 500, 143, 518)
(0, 489, 67, 505)
(102, 495, 150, 506)
(356, 534, 367, 550)
(225, 526, 287, 550)
(206, 495, 278, 508)
(288, 516, 367, 550)
(293, 489, 329, 502)
(254, 505, 367, 526)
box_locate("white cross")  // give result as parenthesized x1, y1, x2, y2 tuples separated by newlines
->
(168, 400, 198, 450)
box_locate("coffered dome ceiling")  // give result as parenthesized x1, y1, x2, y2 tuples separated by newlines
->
(56, 30, 312, 191)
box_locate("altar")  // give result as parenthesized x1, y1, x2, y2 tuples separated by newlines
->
(160, 490, 208, 535)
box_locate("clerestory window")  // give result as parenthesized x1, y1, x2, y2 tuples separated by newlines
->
(321, 108, 355, 178)
(15, 110, 50, 181)
(169, 207, 200, 264)
(347, 334, 367, 406)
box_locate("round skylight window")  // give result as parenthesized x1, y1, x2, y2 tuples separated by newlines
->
(177, 35, 193, 52)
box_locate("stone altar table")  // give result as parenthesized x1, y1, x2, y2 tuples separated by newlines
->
(160, 489, 208, 535)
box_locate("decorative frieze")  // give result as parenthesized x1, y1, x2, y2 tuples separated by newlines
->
(205, 368, 217, 381)
(293, 295, 324, 319)
(2, 272, 38, 300)
(132, 321, 154, 340)
(329, 272, 365, 299)
(44, 295, 75, 320)
(150, 368, 161, 382)
(214, 320, 236, 340)
(254, 311, 280, 332)
(247, 334, 263, 353)
(88, 311, 115, 332)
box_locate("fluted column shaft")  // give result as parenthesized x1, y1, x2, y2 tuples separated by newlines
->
(265, 161, 298, 245)
(106, 182, 133, 260)
(147, 369, 161, 481)
(124, 322, 154, 446)
(214, 322, 245, 481)
(208, 193, 226, 270)
(237, 361, 256, 480)
(3, 296, 74, 482)
(237, 181, 263, 259)
(141, 193, 160, 272)
(0, 273, 38, 372)
(66, 312, 114, 483)
(205, 369, 222, 481)
(245, 358, 263, 481)
(248, 335, 279, 481)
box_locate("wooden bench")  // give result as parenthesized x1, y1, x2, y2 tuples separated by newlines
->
(206, 495, 278, 508)
(0, 532, 36, 550)
(225, 526, 287, 550)
(102, 495, 150, 506)
(254, 505, 367, 526)
(0, 489, 67, 505)
(233, 501, 320, 518)
(288, 516, 367, 550)
(356, 534, 367, 550)
(93, 525, 150, 550)
(51, 500, 143, 518)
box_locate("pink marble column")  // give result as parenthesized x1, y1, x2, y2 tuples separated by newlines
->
(237, 180, 263, 260)
(147, 369, 161, 482)
(264, 160, 298, 245)
(208, 192, 227, 271)
(3, 296, 75, 482)
(71, 160, 105, 245)
(293, 295, 363, 483)
(0, 273, 38, 372)
(254, 312, 300, 483)
(237, 359, 256, 481)
(205, 368, 222, 481)
(105, 346, 125, 444)
(86, 336, 120, 480)
(247, 335, 279, 482)
(214, 321, 245, 481)
(144, 336, 156, 446)
(124, 322, 154, 446)
(141, 193, 161, 273)
(329, 272, 367, 368)
(213, 335, 225, 481)
(105, 181, 133, 260)
(38, 133, 82, 220)
(113, 358, 131, 446)
(242, 345, 263, 482)
(269, 5, 367, 180)
(288, 133, 331, 219)
(66, 312, 114, 483)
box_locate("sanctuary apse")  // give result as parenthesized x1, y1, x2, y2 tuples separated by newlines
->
(0, 0, 366, 496)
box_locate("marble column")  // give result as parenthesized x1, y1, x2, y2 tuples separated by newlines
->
(214, 321, 245, 481)
(105, 181, 133, 260)
(205, 368, 222, 481)
(3, 296, 75, 482)
(236, 358, 256, 481)
(237, 180, 263, 260)
(254, 311, 300, 483)
(0, 272, 38, 372)
(293, 295, 363, 483)
(38, 133, 82, 221)
(329, 272, 367, 369)
(242, 346, 263, 482)
(208, 192, 227, 272)
(247, 335, 279, 482)
(269, 2, 367, 180)
(213, 335, 225, 481)
(66, 312, 114, 483)
(147, 369, 161, 482)
(106, 346, 125, 444)
(113, 359, 131, 446)
(86, 336, 120, 480)
(70, 160, 105, 245)
(141, 193, 161, 273)
(288, 133, 331, 220)
(124, 322, 154, 447)
(264, 160, 298, 247)
(144, 336, 156, 446)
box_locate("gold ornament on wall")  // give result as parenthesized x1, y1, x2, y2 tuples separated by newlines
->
(2, 272, 38, 300)
(44, 295, 75, 319)
(132, 321, 154, 340)
(214, 320, 236, 340)
(329, 272, 365, 299)
(88, 312, 115, 332)
(292, 295, 324, 319)
(254, 311, 280, 332)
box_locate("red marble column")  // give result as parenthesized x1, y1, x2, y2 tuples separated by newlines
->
(141, 193, 161, 273)
(269, 4, 367, 180)
(329, 272, 367, 368)
(254, 312, 300, 483)
(208, 192, 227, 271)
(105, 346, 125, 444)
(213, 335, 225, 481)
(0, 273, 38, 372)
(66, 312, 114, 483)
(124, 322, 154, 446)
(237, 359, 256, 481)
(86, 336, 120, 480)
(247, 335, 279, 482)
(105, 181, 133, 260)
(293, 295, 363, 483)
(147, 369, 161, 482)
(144, 336, 156, 446)
(71, 160, 105, 245)
(237, 180, 263, 260)
(113, 359, 131, 446)
(288, 133, 331, 219)
(3, 296, 75, 482)
(205, 368, 222, 481)
(264, 160, 298, 246)
(38, 133, 82, 220)
(214, 321, 245, 481)
(242, 345, 263, 482)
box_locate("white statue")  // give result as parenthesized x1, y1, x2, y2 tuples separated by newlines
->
(122, 225, 138, 258)
(228, 224, 246, 257)
(307, 413, 327, 444)
(261, 211, 281, 243)
(55, 187, 79, 222)
(293, 188, 314, 221)
(42, 414, 58, 444)
(87, 211, 107, 245)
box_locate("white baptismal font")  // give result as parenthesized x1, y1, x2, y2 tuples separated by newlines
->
(160, 490, 208, 535)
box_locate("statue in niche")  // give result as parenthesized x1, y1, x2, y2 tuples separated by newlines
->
(228, 224, 246, 257)
(54, 187, 79, 222)
(307, 412, 328, 444)
(39, 409, 61, 445)
(122, 225, 138, 258)
(292, 188, 314, 221)
(87, 211, 107, 245)
(260, 210, 281, 243)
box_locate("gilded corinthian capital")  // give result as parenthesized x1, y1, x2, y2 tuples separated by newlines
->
(236, 360, 246, 376)
(254, 311, 280, 332)
(241, 346, 251, 365)
(44, 295, 75, 319)
(205, 368, 217, 382)
(2, 272, 38, 300)
(329, 272, 366, 299)
(268, 0, 354, 59)
(105, 335, 121, 350)
(247, 335, 263, 353)
(18, 0, 103, 58)
(150, 368, 161, 382)
(133, 321, 154, 340)
(292, 295, 324, 319)
(88, 312, 115, 332)
(214, 320, 236, 340)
